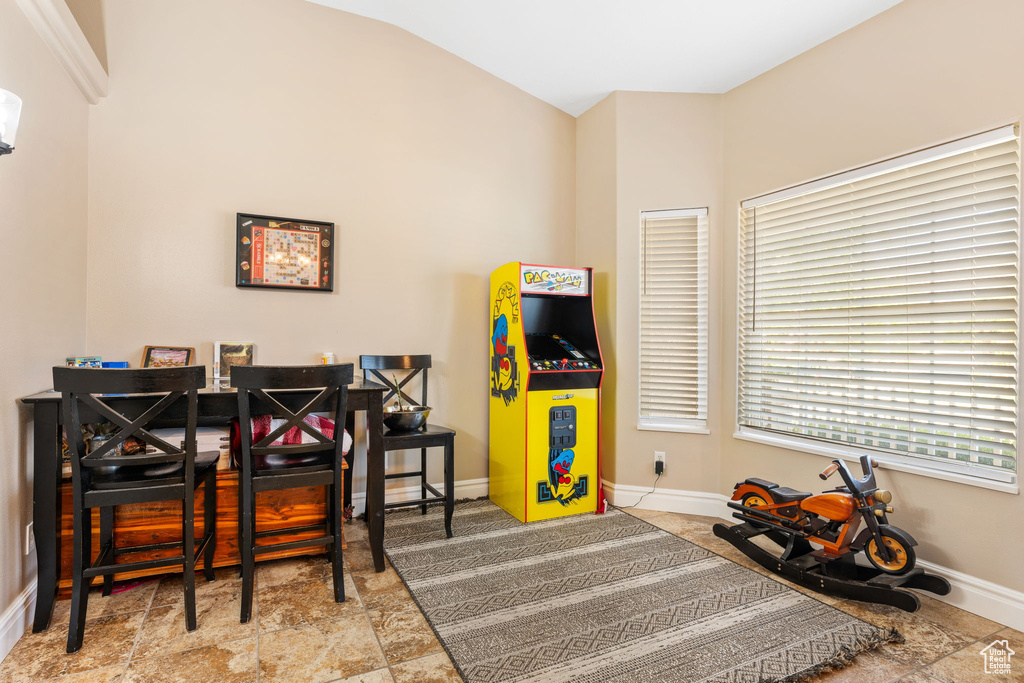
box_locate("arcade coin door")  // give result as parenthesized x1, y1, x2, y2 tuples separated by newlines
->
(489, 262, 604, 522)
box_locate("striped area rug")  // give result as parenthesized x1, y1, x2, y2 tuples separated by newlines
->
(384, 500, 898, 683)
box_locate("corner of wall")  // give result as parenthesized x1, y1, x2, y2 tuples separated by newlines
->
(575, 91, 619, 482)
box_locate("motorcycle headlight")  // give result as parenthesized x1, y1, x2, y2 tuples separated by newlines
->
(874, 489, 892, 504)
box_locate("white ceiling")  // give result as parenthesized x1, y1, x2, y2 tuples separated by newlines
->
(306, 0, 903, 116)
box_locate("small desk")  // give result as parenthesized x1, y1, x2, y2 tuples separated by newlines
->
(21, 378, 388, 633)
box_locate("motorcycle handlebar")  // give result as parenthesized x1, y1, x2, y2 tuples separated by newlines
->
(819, 462, 840, 480)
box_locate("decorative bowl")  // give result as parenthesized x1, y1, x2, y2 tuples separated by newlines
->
(383, 405, 430, 432)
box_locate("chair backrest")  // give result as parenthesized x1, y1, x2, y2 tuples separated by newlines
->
(359, 354, 431, 407)
(232, 364, 353, 466)
(53, 366, 206, 481)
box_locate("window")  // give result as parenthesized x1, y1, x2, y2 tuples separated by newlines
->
(738, 126, 1019, 485)
(639, 208, 709, 431)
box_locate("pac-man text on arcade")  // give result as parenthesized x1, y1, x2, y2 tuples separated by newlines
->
(520, 267, 588, 295)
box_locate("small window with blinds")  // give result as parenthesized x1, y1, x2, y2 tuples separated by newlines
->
(738, 126, 1020, 484)
(639, 208, 709, 431)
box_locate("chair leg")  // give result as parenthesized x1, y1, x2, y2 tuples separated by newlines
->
(420, 448, 428, 515)
(99, 506, 114, 596)
(182, 493, 197, 632)
(330, 467, 345, 604)
(236, 477, 244, 580)
(325, 474, 335, 564)
(444, 437, 454, 539)
(67, 506, 92, 653)
(203, 471, 216, 582)
(239, 477, 256, 623)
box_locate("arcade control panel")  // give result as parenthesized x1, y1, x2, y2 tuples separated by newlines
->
(527, 333, 601, 371)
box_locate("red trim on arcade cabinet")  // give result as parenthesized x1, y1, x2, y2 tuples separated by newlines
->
(524, 372, 530, 521)
(519, 268, 531, 522)
(529, 369, 602, 374)
(588, 267, 608, 515)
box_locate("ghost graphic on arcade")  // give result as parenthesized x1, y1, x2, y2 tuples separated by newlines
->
(491, 283, 520, 405)
(549, 448, 583, 505)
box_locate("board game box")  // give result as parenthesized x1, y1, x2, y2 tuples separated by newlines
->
(236, 213, 334, 292)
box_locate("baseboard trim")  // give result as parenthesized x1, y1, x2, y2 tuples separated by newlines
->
(600, 479, 1024, 632)
(348, 477, 489, 517)
(916, 559, 1024, 632)
(0, 583, 36, 663)
(601, 479, 728, 518)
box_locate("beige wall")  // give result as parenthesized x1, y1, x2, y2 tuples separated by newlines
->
(575, 94, 618, 479)
(84, 0, 576, 493)
(577, 92, 722, 493)
(0, 0, 90, 640)
(574, 0, 1024, 594)
(615, 92, 722, 493)
(721, 0, 1024, 591)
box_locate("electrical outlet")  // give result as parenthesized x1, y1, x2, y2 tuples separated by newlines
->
(654, 451, 666, 475)
(24, 522, 34, 556)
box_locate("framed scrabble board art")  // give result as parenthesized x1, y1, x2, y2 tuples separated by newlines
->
(236, 213, 334, 292)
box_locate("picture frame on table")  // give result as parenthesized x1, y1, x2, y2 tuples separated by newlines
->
(235, 213, 334, 292)
(141, 346, 195, 368)
(214, 341, 254, 379)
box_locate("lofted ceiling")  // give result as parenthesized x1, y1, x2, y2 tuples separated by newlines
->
(306, 0, 903, 116)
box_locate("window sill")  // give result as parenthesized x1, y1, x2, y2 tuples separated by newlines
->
(732, 428, 1019, 495)
(639, 423, 710, 435)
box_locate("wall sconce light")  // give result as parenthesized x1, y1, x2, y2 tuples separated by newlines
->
(0, 89, 23, 156)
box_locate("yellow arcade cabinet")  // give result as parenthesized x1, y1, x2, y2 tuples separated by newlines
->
(489, 262, 605, 522)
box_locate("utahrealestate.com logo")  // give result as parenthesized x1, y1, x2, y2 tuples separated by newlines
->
(980, 639, 1015, 675)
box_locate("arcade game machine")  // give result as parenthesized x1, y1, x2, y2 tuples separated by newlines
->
(489, 262, 604, 522)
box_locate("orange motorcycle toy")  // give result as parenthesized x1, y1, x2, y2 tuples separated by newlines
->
(733, 455, 913, 574)
(713, 455, 950, 612)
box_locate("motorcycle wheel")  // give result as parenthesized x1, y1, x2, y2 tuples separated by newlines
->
(741, 492, 772, 528)
(866, 528, 916, 575)
(741, 492, 770, 508)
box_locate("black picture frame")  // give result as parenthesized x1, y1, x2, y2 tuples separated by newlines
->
(141, 346, 195, 368)
(236, 213, 334, 292)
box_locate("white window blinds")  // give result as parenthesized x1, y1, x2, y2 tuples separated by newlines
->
(640, 208, 709, 430)
(738, 127, 1020, 482)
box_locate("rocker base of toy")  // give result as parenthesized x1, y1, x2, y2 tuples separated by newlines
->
(712, 521, 951, 612)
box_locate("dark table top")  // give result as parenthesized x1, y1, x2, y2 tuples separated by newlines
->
(21, 377, 386, 403)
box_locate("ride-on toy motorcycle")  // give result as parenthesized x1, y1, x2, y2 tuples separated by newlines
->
(713, 454, 951, 612)
(732, 454, 914, 574)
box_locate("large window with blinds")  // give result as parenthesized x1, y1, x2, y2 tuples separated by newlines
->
(738, 126, 1020, 485)
(639, 208, 709, 431)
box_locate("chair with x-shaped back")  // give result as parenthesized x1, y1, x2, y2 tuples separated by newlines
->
(360, 354, 454, 538)
(53, 365, 217, 653)
(232, 363, 352, 623)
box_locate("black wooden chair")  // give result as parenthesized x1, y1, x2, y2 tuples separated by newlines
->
(53, 365, 217, 654)
(359, 355, 454, 538)
(232, 363, 352, 623)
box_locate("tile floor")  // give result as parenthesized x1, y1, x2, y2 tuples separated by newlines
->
(0, 510, 1019, 682)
